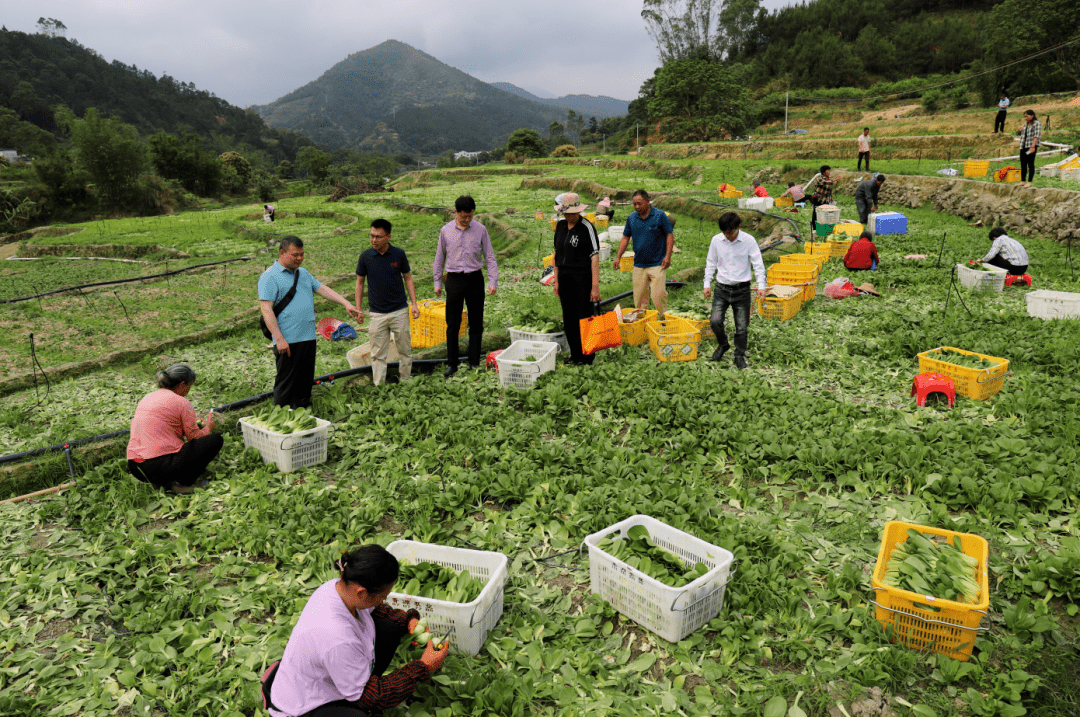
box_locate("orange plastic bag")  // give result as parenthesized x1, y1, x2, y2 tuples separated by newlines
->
(580, 304, 623, 355)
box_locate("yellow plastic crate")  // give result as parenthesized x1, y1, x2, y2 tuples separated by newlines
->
(871, 521, 989, 662)
(550, 217, 557, 230)
(665, 313, 709, 343)
(767, 264, 819, 284)
(828, 239, 853, 257)
(542, 254, 554, 268)
(595, 215, 609, 229)
(773, 196, 794, 207)
(916, 346, 1009, 400)
(585, 212, 596, 222)
(719, 188, 743, 198)
(534, 211, 545, 220)
(780, 253, 828, 268)
(756, 294, 803, 321)
(647, 318, 701, 362)
(993, 168, 1020, 183)
(963, 160, 989, 178)
(410, 299, 468, 349)
(618, 309, 658, 346)
(833, 223, 863, 237)
(619, 254, 635, 272)
(805, 241, 832, 256)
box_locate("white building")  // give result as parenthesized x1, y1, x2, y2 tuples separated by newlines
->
(453, 151, 481, 161)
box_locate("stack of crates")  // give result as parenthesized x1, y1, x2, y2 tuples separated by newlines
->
(804, 241, 832, 258)
(816, 205, 841, 224)
(780, 253, 828, 270)
(833, 223, 863, 237)
(828, 239, 853, 258)
(767, 263, 819, 301)
(869, 212, 907, 235)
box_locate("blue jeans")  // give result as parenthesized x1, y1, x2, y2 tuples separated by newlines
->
(710, 281, 752, 359)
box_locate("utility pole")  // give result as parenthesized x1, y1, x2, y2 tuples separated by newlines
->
(636, 124, 640, 152)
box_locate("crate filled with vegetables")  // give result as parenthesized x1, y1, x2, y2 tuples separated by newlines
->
(917, 346, 1009, 400)
(239, 406, 330, 472)
(665, 310, 709, 342)
(385, 541, 509, 655)
(871, 521, 989, 661)
(584, 515, 735, 642)
(956, 263, 1007, 292)
(617, 308, 658, 346)
(508, 309, 569, 352)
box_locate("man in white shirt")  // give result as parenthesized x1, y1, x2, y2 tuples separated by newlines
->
(703, 212, 768, 370)
(994, 94, 1010, 134)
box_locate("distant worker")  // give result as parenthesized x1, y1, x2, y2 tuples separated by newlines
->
(355, 219, 420, 386)
(264, 204, 276, 223)
(703, 212, 767, 370)
(809, 165, 836, 235)
(994, 93, 1010, 134)
(973, 227, 1029, 276)
(843, 231, 880, 272)
(259, 236, 362, 408)
(778, 181, 805, 203)
(751, 181, 770, 198)
(1016, 109, 1040, 187)
(613, 189, 674, 317)
(433, 195, 498, 377)
(857, 128, 871, 171)
(854, 174, 886, 225)
(127, 364, 223, 495)
(597, 196, 615, 222)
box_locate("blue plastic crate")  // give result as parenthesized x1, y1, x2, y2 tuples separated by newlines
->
(874, 213, 907, 235)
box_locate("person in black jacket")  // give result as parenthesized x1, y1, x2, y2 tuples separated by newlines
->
(552, 193, 602, 365)
(855, 174, 885, 225)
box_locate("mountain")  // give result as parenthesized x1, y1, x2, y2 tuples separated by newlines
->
(250, 40, 572, 156)
(490, 83, 630, 119)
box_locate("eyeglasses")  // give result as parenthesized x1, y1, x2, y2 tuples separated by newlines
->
(370, 233, 387, 239)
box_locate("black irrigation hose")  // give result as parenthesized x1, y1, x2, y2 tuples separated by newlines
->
(692, 198, 803, 240)
(597, 282, 687, 310)
(0, 360, 452, 467)
(2, 257, 256, 305)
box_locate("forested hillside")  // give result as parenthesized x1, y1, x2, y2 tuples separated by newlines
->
(0, 28, 313, 166)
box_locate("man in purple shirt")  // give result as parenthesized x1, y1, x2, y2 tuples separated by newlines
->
(433, 195, 499, 377)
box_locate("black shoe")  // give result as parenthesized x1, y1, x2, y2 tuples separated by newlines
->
(734, 356, 747, 370)
(168, 483, 195, 495)
(443, 365, 458, 378)
(711, 347, 727, 362)
(468, 363, 481, 370)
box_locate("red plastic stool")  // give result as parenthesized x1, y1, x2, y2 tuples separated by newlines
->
(911, 373, 955, 408)
(1005, 274, 1032, 287)
(486, 350, 504, 371)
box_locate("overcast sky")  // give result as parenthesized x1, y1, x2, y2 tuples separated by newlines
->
(11, 1, 791, 108)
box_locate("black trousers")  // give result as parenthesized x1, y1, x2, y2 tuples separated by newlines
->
(262, 612, 408, 717)
(809, 198, 822, 233)
(994, 111, 1007, 133)
(557, 270, 595, 365)
(445, 270, 485, 367)
(1019, 147, 1037, 182)
(710, 281, 753, 359)
(127, 433, 224, 488)
(857, 151, 870, 170)
(985, 255, 1028, 275)
(274, 339, 317, 408)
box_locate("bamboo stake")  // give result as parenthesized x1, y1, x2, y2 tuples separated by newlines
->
(0, 482, 76, 505)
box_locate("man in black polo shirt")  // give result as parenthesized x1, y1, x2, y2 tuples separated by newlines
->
(355, 219, 420, 385)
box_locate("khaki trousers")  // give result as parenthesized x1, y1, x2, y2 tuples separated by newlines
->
(369, 307, 412, 385)
(632, 265, 667, 316)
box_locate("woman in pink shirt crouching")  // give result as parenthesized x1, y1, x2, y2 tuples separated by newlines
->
(126, 364, 223, 494)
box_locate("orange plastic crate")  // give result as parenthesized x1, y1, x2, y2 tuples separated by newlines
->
(871, 521, 989, 661)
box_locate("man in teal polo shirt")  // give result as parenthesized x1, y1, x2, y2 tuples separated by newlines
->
(258, 236, 361, 408)
(612, 189, 674, 316)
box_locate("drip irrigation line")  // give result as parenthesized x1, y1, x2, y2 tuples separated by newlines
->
(29, 332, 50, 406)
(1, 257, 256, 305)
(597, 282, 687, 310)
(944, 265, 972, 316)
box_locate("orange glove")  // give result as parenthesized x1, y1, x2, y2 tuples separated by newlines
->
(419, 638, 448, 673)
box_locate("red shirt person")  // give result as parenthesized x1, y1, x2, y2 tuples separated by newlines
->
(843, 232, 880, 271)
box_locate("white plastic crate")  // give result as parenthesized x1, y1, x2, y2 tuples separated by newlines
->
(1039, 165, 1059, 178)
(744, 197, 775, 211)
(495, 340, 558, 389)
(598, 242, 611, 261)
(385, 541, 509, 656)
(239, 416, 330, 472)
(1061, 167, 1080, 182)
(956, 264, 1007, 292)
(346, 332, 399, 368)
(607, 226, 625, 243)
(583, 515, 735, 642)
(1026, 290, 1080, 320)
(816, 205, 841, 224)
(508, 327, 570, 353)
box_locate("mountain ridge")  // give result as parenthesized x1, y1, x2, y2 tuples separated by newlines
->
(489, 82, 630, 119)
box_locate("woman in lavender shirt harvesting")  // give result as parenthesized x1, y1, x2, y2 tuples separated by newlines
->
(261, 545, 447, 717)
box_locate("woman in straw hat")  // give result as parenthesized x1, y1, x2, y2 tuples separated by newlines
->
(552, 193, 602, 364)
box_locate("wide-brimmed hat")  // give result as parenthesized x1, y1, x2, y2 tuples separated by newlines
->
(857, 283, 881, 296)
(559, 192, 589, 214)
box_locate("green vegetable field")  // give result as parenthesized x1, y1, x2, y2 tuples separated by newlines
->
(2, 158, 1080, 717)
